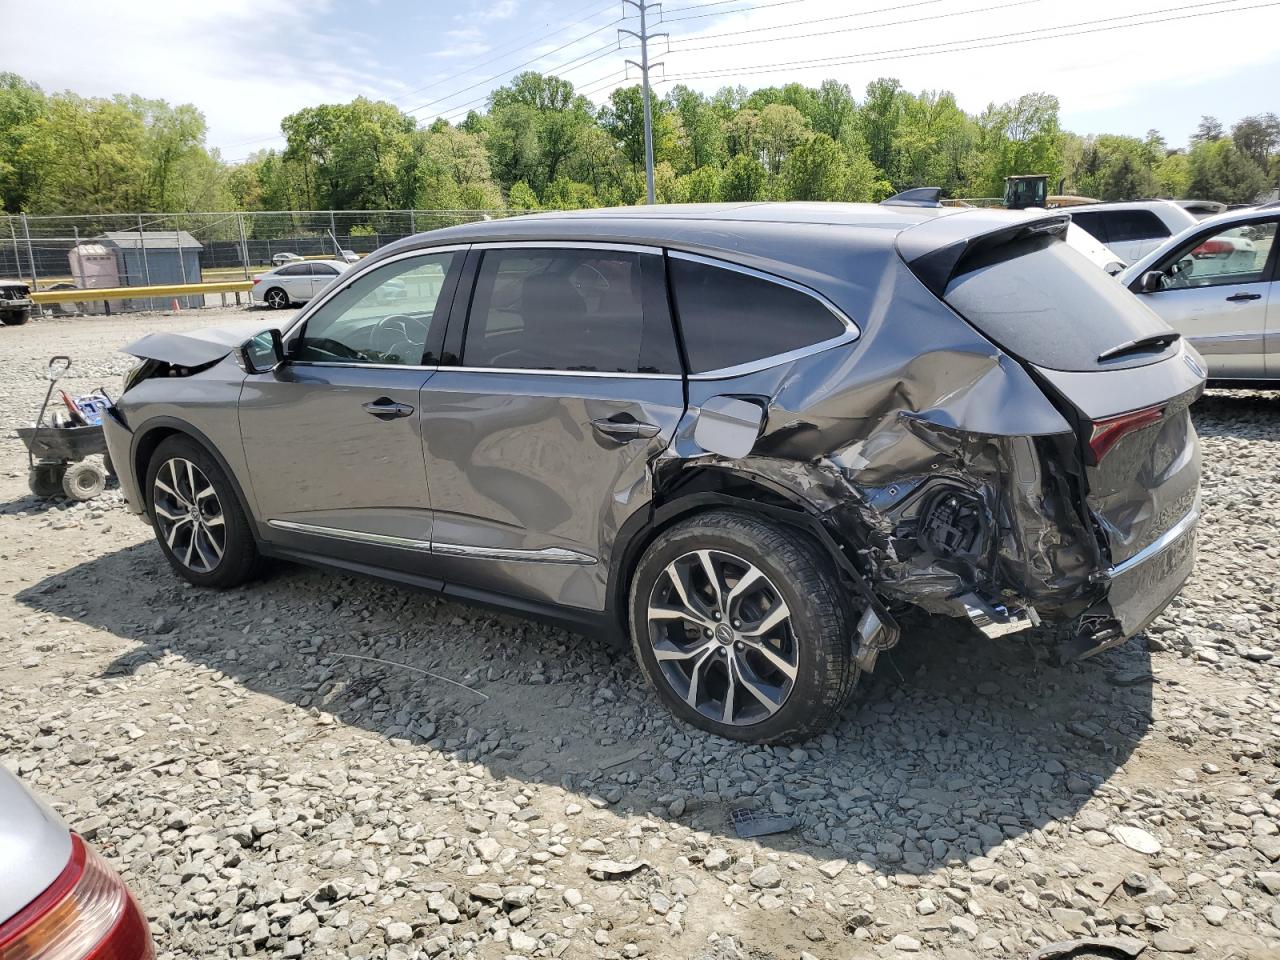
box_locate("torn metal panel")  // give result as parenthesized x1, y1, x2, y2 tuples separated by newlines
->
(122, 321, 267, 367)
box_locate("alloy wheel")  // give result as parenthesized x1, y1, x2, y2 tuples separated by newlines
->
(646, 549, 798, 726)
(266, 288, 288, 309)
(152, 458, 226, 573)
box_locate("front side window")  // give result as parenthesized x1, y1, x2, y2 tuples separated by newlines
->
(462, 248, 678, 373)
(668, 256, 848, 374)
(293, 252, 456, 365)
(278, 263, 310, 277)
(1156, 221, 1277, 291)
(1107, 210, 1170, 243)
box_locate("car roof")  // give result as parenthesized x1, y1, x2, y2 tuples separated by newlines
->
(1065, 199, 1188, 214)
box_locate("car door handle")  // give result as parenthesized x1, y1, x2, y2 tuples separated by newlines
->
(362, 398, 414, 420)
(591, 417, 661, 442)
(1225, 292, 1262, 302)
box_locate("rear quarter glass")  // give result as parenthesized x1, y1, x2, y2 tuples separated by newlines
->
(943, 236, 1176, 372)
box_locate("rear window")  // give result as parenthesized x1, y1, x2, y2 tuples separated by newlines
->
(1106, 210, 1171, 242)
(669, 257, 847, 374)
(943, 236, 1176, 372)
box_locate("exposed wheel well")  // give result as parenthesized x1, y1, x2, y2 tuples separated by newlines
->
(133, 427, 180, 509)
(608, 467, 854, 634)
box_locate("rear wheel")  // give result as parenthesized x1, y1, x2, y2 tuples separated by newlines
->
(263, 287, 289, 310)
(629, 510, 859, 744)
(1, 308, 31, 326)
(28, 463, 65, 498)
(145, 436, 260, 588)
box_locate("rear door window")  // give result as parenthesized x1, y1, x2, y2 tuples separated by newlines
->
(668, 256, 849, 374)
(1070, 211, 1108, 242)
(943, 236, 1177, 371)
(462, 248, 679, 374)
(1106, 210, 1171, 243)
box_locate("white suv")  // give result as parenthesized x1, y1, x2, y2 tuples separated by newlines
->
(1067, 200, 1199, 263)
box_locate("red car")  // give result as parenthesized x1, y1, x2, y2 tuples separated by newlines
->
(0, 768, 153, 960)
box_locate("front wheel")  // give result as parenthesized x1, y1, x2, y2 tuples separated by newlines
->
(629, 510, 860, 744)
(1, 309, 31, 326)
(145, 436, 260, 588)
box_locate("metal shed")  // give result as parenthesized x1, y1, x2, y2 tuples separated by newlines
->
(101, 231, 204, 310)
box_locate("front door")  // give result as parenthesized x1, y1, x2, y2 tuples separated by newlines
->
(420, 245, 686, 611)
(239, 248, 464, 569)
(1139, 219, 1278, 379)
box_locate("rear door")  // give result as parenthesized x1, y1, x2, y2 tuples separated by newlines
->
(308, 262, 342, 300)
(239, 248, 463, 571)
(1135, 218, 1278, 379)
(275, 262, 312, 300)
(418, 243, 684, 612)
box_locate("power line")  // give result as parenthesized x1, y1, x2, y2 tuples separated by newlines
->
(389, 0, 617, 106)
(659, 0, 808, 22)
(667, 0, 1013, 51)
(656, 0, 1275, 84)
(405, 15, 627, 115)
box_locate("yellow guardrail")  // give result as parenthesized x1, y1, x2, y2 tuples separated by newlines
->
(31, 280, 254, 305)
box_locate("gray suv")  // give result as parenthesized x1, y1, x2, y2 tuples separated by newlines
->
(105, 204, 1203, 743)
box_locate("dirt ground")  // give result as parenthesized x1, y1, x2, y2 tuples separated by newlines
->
(2, 307, 1279, 960)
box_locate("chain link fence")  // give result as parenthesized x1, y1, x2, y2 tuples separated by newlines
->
(0, 210, 519, 306)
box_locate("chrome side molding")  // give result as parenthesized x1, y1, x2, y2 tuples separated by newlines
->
(267, 519, 595, 565)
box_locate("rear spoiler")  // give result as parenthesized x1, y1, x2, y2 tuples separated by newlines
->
(896, 210, 1071, 297)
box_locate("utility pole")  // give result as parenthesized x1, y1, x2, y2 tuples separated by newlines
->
(620, 1, 665, 204)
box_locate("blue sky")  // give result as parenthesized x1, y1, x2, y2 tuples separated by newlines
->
(7, 0, 1280, 160)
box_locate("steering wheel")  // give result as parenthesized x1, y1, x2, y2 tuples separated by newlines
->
(300, 337, 366, 361)
(369, 314, 430, 362)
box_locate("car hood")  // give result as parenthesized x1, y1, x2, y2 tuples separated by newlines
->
(0, 766, 72, 926)
(123, 320, 268, 367)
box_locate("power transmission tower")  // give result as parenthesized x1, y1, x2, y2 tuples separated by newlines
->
(619, 1, 666, 204)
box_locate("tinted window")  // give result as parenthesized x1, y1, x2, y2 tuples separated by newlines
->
(278, 263, 310, 276)
(944, 236, 1176, 372)
(463, 248, 679, 373)
(294, 252, 455, 365)
(310, 263, 340, 276)
(1156, 221, 1277, 290)
(1069, 211, 1108, 242)
(668, 257, 847, 374)
(1106, 210, 1170, 243)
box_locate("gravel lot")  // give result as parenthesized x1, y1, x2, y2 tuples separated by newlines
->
(2, 307, 1279, 960)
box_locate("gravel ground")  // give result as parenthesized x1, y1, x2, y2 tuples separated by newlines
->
(2, 307, 1279, 960)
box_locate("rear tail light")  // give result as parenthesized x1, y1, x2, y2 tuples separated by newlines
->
(1086, 404, 1166, 464)
(251, 278, 261, 285)
(0, 835, 154, 960)
(1192, 239, 1231, 256)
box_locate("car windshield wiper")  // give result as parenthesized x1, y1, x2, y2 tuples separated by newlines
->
(1097, 332, 1180, 363)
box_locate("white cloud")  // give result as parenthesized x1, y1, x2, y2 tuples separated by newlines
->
(4, 0, 413, 161)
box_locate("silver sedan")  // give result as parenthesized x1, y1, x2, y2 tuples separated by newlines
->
(1121, 205, 1278, 381)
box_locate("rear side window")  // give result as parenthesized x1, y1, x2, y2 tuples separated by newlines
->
(668, 257, 848, 374)
(1106, 210, 1171, 243)
(310, 263, 339, 276)
(1069, 211, 1108, 242)
(943, 236, 1176, 372)
(463, 248, 679, 374)
(278, 263, 310, 276)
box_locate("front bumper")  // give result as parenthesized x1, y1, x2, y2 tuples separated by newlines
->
(102, 407, 145, 515)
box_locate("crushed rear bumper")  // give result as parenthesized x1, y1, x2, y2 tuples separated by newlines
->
(102, 407, 144, 516)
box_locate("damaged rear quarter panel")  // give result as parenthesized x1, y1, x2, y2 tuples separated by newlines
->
(663, 253, 1102, 620)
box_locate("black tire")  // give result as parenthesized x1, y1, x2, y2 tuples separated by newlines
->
(263, 287, 290, 310)
(628, 510, 860, 744)
(29, 463, 66, 498)
(62, 461, 106, 501)
(144, 435, 260, 588)
(1, 309, 31, 326)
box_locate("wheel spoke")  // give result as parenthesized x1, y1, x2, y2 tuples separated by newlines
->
(685, 646, 717, 708)
(199, 525, 224, 561)
(164, 515, 192, 547)
(660, 562, 713, 628)
(203, 512, 225, 528)
(721, 655, 739, 724)
(185, 460, 197, 502)
(154, 504, 186, 523)
(194, 484, 217, 502)
(182, 529, 196, 567)
(695, 550, 724, 611)
(649, 602, 713, 631)
(733, 656, 784, 716)
(741, 600, 791, 639)
(653, 638, 715, 662)
(724, 565, 764, 617)
(154, 477, 181, 502)
(750, 641, 798, 681)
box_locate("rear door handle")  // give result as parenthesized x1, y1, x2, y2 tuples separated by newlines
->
(591, 417, 661, 442)
(1225, 292, 1262, 302)
(362, 398, 414, 420)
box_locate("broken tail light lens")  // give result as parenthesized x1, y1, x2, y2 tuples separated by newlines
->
(1086, 404, 1166, 464)
(0, 835, 154, 960)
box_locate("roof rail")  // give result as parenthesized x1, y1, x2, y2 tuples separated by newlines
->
(881, 187, 943, 208)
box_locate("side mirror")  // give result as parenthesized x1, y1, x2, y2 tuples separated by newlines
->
(1138, 270, 1164, 294)
(46, 355, 71, 382)
(237, 329, 284, 374)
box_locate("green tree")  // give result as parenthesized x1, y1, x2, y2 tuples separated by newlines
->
(1185, 138, 1269, 203)
(1231, 113, 1280, 169)
(0, 73, 46, 212)
(1192, 115, 1224, 143)
(756, 103, 809, 175)
(718, 153, 766, 201)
